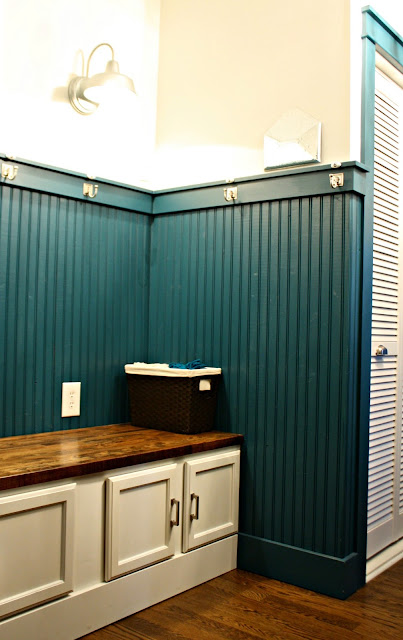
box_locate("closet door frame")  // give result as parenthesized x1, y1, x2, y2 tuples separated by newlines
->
(367, 66, 403, 559)
(361, 7, 403, 571)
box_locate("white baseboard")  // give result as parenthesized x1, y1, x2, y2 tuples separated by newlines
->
(366, 537, 403, 583)
(0, 536, 237, 640)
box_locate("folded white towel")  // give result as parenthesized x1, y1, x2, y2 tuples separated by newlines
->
(124, 362, 221, 377)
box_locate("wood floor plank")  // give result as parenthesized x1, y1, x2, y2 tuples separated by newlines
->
(80, 560, 403, 640)
(80, 627, 140, 640)
(186, 574, 365, 637)
(166, 587, 360, 640)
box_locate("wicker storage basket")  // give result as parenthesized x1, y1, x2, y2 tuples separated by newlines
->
(125, 363, 221, 434)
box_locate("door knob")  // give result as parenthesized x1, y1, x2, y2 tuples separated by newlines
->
(375, 345, 388, 356)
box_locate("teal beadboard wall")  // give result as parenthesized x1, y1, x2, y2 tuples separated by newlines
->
(148, 192, 363, 592)
(0, 183, 151, 435)
(0, 158, 368, 597)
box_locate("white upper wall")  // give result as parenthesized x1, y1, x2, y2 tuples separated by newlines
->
(0, 0, 161, 186)
(154, 0, 352, 188)
(1, 1, 401, 189)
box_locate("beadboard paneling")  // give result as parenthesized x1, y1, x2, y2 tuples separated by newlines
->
(0, 185, 150, 436)
(148, 193, 362, 559)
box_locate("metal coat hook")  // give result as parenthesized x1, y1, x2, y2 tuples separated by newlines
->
(224, 186, 238, 202)
(83, 183, 98, 198)
(1, 163, 18, 180)
(329, 173, 344, 189)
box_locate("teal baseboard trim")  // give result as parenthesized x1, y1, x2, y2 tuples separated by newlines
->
(237, 533, 364, 600)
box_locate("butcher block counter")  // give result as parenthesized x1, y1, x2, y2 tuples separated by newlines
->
(0, 422, 243, 490)
(0, 422, 243, 640)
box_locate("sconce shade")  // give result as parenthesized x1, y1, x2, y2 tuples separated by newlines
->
(68, 44, 136, 115)
(82, 60, 136, 103)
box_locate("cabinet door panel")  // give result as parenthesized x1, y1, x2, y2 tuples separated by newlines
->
(105, 464, 180, 581)
(0, 484, 75, 619)
(183, 450, 240, 552)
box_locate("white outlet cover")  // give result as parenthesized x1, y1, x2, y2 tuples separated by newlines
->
(61, 382, 81, 418)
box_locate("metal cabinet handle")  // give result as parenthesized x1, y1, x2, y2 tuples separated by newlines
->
(375, 345, 388, 356)
(170, 498, 180, 527)
(190, 493, 199, 521)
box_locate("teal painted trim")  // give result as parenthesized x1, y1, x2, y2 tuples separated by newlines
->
(152, 164, 368, 215)
(360, 40, 376, 168)
(1, 155, 368, 216)
(359, 6, 403, 575)
(0, 153, 154, 194)
(237, 533, 362, 600)
(0, 155, 153, 214)
(347, 194, 366, 575)
(153, 161, 368, 194)
(358, 32, 376, 577)
(362, 7, 403, 65)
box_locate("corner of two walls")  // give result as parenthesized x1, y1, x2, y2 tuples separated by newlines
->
(0, 164, 366, 598)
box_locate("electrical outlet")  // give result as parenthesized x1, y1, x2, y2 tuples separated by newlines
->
(61, 382, 81, 417)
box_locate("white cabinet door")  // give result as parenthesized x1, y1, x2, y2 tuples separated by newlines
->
(105, 463, 181, 581)
(0, 483, 75, 619)
(182, 450, 240, 552)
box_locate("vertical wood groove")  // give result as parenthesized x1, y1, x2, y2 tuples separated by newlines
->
(272, 201, 281, 540)
(324, 196, 334, 553)
(301, 198, 312, 548)
(261, 201, 271, 539)
(336, 194, 346, 555)
(290, 199, 302, 546)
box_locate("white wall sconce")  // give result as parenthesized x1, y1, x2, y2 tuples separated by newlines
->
(68, 43, 136, 116)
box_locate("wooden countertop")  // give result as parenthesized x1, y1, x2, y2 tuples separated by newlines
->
(0, 424, 243, 490)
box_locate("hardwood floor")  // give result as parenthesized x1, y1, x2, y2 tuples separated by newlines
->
(80, 560, 402, 640)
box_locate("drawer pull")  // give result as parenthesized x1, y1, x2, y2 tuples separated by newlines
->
(190, 493, 200, 521)
(170, 498, 180, 527)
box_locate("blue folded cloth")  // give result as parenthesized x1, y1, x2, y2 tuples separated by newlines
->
(169, 359, 207, 369)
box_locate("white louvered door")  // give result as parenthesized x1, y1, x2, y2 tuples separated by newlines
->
(367, 66, 403, 559)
